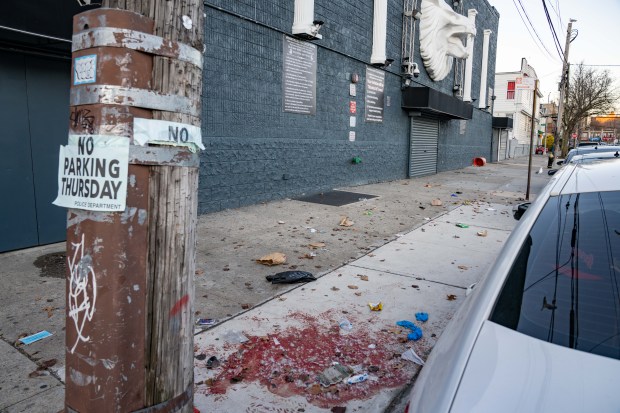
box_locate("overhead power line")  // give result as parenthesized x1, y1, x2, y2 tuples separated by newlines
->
(511, 0, 558, 61)
(541, 0, 564, 60)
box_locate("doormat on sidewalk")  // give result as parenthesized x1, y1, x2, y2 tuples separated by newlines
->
(294, 191, 378, 206)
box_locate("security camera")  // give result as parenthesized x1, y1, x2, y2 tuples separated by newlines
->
(412, 63, 420, 78)
(311, 20, 324, 36)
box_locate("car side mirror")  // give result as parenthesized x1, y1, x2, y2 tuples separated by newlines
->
(513, 202, 531, 220)
(548, 169, 558, 175)
(556, 160, 564, 165)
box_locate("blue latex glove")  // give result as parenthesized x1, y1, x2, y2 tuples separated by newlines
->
(415, 312, 429, 322)
(396, 320, 423, 341)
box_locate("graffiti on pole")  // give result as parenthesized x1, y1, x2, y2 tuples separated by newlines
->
(67, 233, 97, 354)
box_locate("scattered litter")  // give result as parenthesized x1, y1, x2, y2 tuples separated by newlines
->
(19, 331, 53, 345)
(368, 365, 380, 372)
(339, 318, 353, 332)
(455, 191, 463, 194)
(42, 306, 55, 318)
(196, 318, 218, 326)
(301, 253, 316, 259)
(357, 274, 369, 281)
(331, 286, 340, 291)
(266, 271, 316, 284)
(241, 304, 250, 309)
(486, 207, 496, 211)
(536, 167, 543, 174)
(451, 193, 458, 197)
(206, 356, 220, 369)
(347, 285, 359, 290)
(346, 373, 368, 384)
(364, 210, 373, 216)
(318, 363, 353, 387)
(368, 301, 383, 311)
(455, 223, 469, 228)
(466, 283, 477, 296)
(431, 199, 443, 206)
(222, 330, 248, 344)
(195, 268, 205, 275)
(278, 220, 285, 224)
(396, 320, 423, 341)
(309, 384, 322, 395)
(339, 217, 354, 227)
(368, 344, 376, 349)
(415, 312, 429, 322)
(458, 265, 468, 270)
(477, 230, 488, 237)
(354, 292, 362, 296)
(195, 354, 207, 360)
(424, 184, 432, 188)
(401, 348, 425, 365)
(308, 228, 317, 233)
(308, 242, 326, 249)
(424, 217, 431, 221)
(446, 294, 457, 301)
(256, 252, 287, 266)
(278, 296, 287, 301)
(273, 337, 281, 346)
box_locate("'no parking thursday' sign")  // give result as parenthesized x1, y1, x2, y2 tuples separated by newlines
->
(53, 135, 129, 212)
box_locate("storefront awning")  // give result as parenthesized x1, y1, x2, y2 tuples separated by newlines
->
(492, 117, 513, 129)
(401, 87, 473, 120)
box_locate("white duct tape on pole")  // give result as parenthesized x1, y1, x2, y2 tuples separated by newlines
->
(72, 27, 203, 69)
(70, 85, 199, 117)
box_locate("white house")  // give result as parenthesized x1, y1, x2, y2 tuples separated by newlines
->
(493, 58, 543, 148)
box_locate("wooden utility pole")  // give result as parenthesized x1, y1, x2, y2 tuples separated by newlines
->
(63, 1, 203, 412)
(556, 19, 576, 157)
(526, 79, 538, 201)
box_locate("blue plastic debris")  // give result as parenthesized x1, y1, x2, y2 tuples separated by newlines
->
(415, 312, 429, 322)
(19, 330, 53, 345)
(396, 320, 423, 341)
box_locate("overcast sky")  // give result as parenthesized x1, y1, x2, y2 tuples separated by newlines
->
(491, 0, 620, 107)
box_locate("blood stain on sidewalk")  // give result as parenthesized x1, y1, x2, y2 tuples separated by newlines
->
(197, 311, 420, 408)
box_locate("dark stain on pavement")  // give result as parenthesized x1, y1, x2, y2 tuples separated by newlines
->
(34, 252, 66, 278)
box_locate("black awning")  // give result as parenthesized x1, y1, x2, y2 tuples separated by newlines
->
(401, 87, 473, 120)
(492, 117, 514, 129)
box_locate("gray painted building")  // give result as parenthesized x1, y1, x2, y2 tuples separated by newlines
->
(0, 0, 499, 251)
(199, 0, 499, 213)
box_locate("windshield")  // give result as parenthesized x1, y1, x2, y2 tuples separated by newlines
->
(491, 192, 620, 360)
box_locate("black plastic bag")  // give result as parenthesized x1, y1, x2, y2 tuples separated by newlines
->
(266, 270, 316, 284)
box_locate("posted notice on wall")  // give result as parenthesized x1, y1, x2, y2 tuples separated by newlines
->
(364, 67, 385, 123)
(282, 36, 317, 115)
(53, 135, 129, 212)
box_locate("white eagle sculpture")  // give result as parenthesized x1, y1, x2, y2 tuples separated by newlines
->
(419, 0, 476, 81)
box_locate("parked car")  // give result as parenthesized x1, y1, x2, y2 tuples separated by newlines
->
(534, 145, 546, 154)
(405, 156, 620, 413)
(557, 145, 620, 166)
(577, 141, 601, 147)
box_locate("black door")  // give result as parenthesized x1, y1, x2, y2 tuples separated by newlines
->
(0, 51, 69, 252)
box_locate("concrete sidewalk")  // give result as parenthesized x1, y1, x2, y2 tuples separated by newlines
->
(193, 202, 515, 412)
(0, 155, 551, 412)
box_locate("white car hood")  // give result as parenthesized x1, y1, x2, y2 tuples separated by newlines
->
(451, 321, 620, 413)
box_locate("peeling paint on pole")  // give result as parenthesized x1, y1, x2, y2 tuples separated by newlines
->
(64, 5, 202, 412)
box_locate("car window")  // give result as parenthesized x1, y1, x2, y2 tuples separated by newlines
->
(491, 191, 620, 360)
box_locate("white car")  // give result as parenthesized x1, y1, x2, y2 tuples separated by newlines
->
(405, 156, 620, 413)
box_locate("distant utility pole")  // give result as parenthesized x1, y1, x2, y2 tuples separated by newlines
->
(556, 18, 576, 157)
(64, 1, 203, 412)
(526, 79, 538, 201)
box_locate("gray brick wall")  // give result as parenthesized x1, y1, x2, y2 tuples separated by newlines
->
(200, 0, 499, 214)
